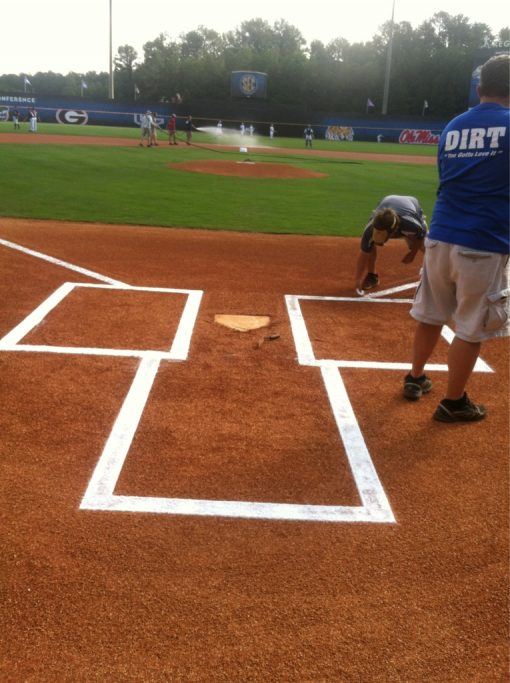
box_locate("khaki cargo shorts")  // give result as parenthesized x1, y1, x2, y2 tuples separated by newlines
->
(411, 239, 509, 343)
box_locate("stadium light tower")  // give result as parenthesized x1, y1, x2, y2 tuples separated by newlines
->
(108, 0, 114, 99)
(382, 0, 395, 115)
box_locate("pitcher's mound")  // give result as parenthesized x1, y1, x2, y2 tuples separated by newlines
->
(167, 159, 327, 179)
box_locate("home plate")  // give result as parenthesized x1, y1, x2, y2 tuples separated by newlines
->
(214, 314, 271, 332)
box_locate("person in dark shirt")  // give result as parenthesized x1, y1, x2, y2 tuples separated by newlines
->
(354, 195, 427, 295)
(304, 125, 314, 148)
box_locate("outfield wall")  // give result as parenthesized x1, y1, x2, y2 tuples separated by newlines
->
(0, 92, 447, 144)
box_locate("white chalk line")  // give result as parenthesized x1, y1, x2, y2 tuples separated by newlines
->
(285, 294, 493, 374)
(0, 238, 490, 523)
(370, 281, 419, 298)
(0, 282, 75, 347)
(0, 281, 203, 362)
(80, 294, 400, 524)
(80, 357, 395, 523)
(0, 238, 127, 286)
(81, 355, 161, 500)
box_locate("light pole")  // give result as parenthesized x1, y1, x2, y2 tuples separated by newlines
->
(382, 0, 395, 115)
(108, 0, 114, 99)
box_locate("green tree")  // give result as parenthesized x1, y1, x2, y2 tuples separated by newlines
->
(114, 45, 139, 101)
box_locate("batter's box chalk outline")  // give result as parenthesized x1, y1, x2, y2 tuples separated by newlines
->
(79, 357, 396, 523)
(0, 282, 203, 361)
(285, 294, 493, 374)
(80, 290, 400, 524)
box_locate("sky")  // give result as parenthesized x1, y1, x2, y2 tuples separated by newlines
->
(0, 0, 506, 76)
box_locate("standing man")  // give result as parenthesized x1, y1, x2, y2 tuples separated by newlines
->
(269, 123, 275, 139)
(149, 112, 159, 146)
(139, 110, 152, 147)
(184, 115, 194, 145)
(167, 114, 177, 145)
(12, 108, 21, 130)
(304, 124, 314, 148)
(403, 54, 509, 422)
(28, 107, 38, 132)
(354, 195, 428, 295)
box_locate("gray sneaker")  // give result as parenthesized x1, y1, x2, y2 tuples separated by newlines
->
(403, 373, 433, 400)
(433, 395, 487, 423)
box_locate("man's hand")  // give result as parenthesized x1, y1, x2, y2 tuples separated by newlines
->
(402, 236, 425, 263)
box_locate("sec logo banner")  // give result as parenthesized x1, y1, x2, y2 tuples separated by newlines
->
(240, 74, 258, 96)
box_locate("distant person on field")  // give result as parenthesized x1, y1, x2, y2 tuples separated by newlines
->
(139, 111, 153, 147)
(304, 124, 314, 148)
(403, 54, 509, 422)
(354, 195, 427, 295)
(28, 107, 38, 132)
(167, 114, 177, 145)
(184, 115, 194, 145)
(150, 112, 159, 146)
(240, 122, 245, 136)
(269, 123, 275, 139)
(12, 108, 21, 130)
(217, 120, 223, 134)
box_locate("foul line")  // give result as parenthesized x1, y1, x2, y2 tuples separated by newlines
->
(0, 237, 127, 286)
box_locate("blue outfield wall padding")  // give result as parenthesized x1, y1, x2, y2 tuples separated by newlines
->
(0, 94, 171, 128)
(0, 92, 448, 143)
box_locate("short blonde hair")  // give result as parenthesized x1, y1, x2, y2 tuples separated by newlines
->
(373, 208, 399, 232)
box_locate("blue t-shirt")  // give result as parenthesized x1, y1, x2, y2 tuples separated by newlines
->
(429, 102, 509, 254)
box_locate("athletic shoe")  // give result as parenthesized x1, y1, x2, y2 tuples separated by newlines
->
(403, 373, 433, 400)
(362, 272, 379, 290)
(433, 394, 487, 423)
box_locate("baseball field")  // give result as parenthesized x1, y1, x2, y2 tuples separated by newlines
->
(0, 126, 508, 681)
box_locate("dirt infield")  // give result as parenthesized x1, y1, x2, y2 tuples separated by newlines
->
(0, 136, 508, 681)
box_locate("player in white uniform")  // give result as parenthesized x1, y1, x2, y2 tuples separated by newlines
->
(139, 111, 153, 147)
(28, 108, 38, 132)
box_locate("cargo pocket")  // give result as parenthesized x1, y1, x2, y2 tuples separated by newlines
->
(484, 289, 509, 332)
(458, 248, 492, 260)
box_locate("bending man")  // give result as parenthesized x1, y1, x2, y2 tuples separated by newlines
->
(354, 195, 427, 295)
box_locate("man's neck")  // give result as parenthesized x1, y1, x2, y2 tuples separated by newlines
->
(479, 95, 510, 108)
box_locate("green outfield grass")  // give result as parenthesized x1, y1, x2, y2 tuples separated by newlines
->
(0, 123, 438, 236)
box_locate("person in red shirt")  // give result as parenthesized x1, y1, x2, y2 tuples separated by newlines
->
(167, 114, 177, 145)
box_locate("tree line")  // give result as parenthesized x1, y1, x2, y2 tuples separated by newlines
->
(1, 13, 508, 118)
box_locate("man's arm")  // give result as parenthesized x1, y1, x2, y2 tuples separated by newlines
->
(401, 234, 425, 263)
